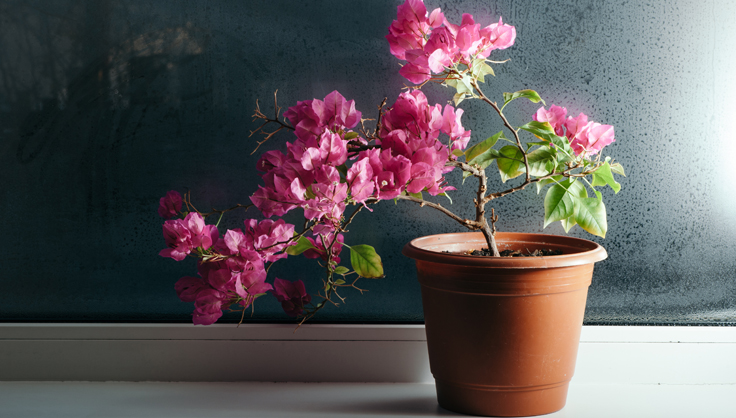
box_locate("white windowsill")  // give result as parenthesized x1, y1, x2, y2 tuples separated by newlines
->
(1, 324, 735, 417)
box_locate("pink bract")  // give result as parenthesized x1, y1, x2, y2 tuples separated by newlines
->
(271, 278, 312, 317)
(534, 105, 568, 136)
(388, 0, 516, 83)
(174, 276, 208, 303)
(158, 190, 182, 219)
(159, 219, 193, 261)
(244, 219, 296, 262)
(570, 122, 615, 157)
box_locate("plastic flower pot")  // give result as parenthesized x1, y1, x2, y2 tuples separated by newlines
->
(403, 232, 607, 417)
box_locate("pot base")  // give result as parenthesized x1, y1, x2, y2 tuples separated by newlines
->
(436, 379, 569, 417)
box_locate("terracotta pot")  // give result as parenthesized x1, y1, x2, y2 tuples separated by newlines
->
(403, 232, 607, 417)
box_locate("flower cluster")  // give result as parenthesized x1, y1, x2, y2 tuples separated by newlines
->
(533, 105, 616, 157)
(158, 0, 623, 326)
(252, 89, 469, 225)
(159, 192, 310, 324)
(386, 0, 516, 83)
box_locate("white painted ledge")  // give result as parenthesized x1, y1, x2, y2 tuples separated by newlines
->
(1, 324, 735, 384)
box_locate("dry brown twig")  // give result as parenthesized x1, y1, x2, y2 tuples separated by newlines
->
(249, 90, 295, 155)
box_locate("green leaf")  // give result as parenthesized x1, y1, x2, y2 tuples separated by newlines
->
(465, 131, 503, 162)
(610, 162, 626, 176)
(469, 148, 502, 170)
(453, 92, 466, 106)
(535, 176, 560, 194)
(286, 235, 316, 256)
(350, 245, 384, 278)
(457, 74, 473, 94)
(591, 162, 621, 193)
(439, 192, 453, 204)
(575, 197, 608, 238)
(525, 146, 557, 177)
(544, 179, 585, 227)
(336, 164, 348, 178)
(519, 122, 575, 161)
(470, 58, 495, 83)
(408, 191, 423, 200)
(502, 89, 545, 108)
(451, 149, 464, 158)
(560, 215, 577, 233)
(334, 279, 346, 285)
(497, 145, 525, 183)
(304, 186, 316, 200)
(343, 131, 360, 140)
(519, 121, 555, 138)
(333, 266, 349, 275)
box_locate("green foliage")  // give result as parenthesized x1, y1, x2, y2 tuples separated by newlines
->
(465, 131, 503, 162)
(575, 197, 608, 238)
(591, 161, 621, 193)
(446, 73, 475, 105)
(286, 235, 316, 256)
(349, 245, 384, 278)
(470, 58, 495, 83)
(610, 162, 626, 176)
(438, 192, 453, 204)
(333, 266, 350, 275)
(535, 176, 561, 194)
(502, 89, 545, 110)
(542, 177, 608, 237)
(497, 145, 525, 183)
(525, 146, 557, 177)
(544, 178, 585, 227)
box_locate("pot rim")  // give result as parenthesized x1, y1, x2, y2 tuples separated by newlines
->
(402, 231, 607, 269)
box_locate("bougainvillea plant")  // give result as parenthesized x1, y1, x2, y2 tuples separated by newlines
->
(158, 0, 624, 325)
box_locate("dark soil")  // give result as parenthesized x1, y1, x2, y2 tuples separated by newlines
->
(468, 248, 563, 257)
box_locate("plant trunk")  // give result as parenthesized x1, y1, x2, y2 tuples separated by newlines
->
(479, 219, 501, 257)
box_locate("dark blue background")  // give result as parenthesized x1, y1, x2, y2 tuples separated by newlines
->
(1, 0, 735, 324)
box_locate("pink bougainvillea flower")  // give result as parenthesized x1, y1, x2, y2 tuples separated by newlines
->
(455, 16, 483, 59)
(376, 150, 413, 199)
(346, 156, 376, 204)
(243, 218, 296, 262)
(159, 219, 193, 261)
(570, 122, 615, 157)
(202, 265, 234, 293)
(399, 61, 432, 84)
(284, 91, 361, 141)
(174, 276, 208, 303)
(256, 150, 287, 173)
(323, 90, 362, 129)
(158, 190, 182, 219)
(534, 105, 568, 136)
(477, 17, 516, 58)
(303, 232, 345, 265)
(271, 278, 312, 317)
(318, 130, 349, 167)
(303, 166, 348, 222)
(182, 212, 216, 250)
(442, 106, 471, 150)
(386, 0, 433, 60)
(564, 112, 589, 141)
(192, 289, 228, 326)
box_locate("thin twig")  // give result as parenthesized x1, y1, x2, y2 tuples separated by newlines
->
(395, 194, 478, 229)
(470, 79, 530, 182)
(249, 90, 295, 155)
